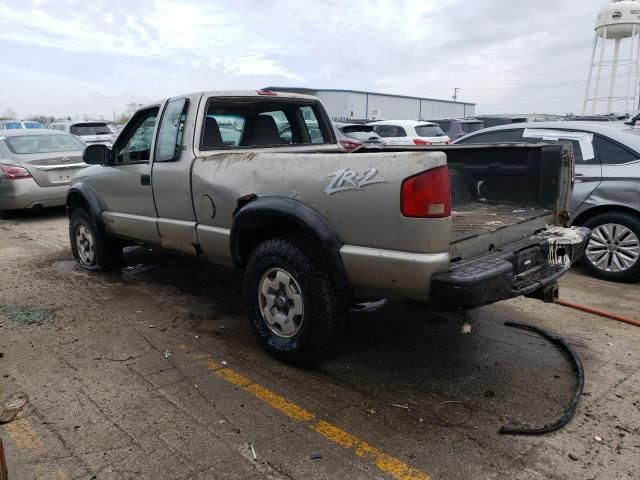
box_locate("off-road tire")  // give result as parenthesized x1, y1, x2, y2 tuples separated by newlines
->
(579, 211, 640, 283)
(69, 209, 122, 271)
(243, 237, 348, 364)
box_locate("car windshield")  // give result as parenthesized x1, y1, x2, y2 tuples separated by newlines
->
(24, 121, 43, 129)
(3, 122, 23, 129)
(5, 134, 86, 154)
(415, 125, 446, 137)
(70, 123, 112, 136)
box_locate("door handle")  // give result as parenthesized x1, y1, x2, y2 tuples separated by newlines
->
(141, 174, 151, 186)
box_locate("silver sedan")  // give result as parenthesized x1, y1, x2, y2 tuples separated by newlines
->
(456, 121, 640, 282)
(0, 130, 88, 218)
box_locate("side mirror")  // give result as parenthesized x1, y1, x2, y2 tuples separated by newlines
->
(83, 144, 111, 165)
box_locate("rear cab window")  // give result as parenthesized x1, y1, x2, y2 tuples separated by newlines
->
(199, 97, 334, 150)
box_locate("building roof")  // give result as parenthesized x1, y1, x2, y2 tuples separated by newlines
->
(264, 86, 476, 106)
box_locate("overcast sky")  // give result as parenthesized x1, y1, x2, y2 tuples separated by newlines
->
(0, 0, 614, 119)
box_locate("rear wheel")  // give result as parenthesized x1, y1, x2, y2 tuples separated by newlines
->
(69, 209, 122, 271)
(580, 212, 640, 282)
(243, 237, 348, 364)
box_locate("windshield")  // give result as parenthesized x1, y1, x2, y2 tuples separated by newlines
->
(3, 122, 23, 129)
(415, 125, 446, 137)
(70, 123, 112, 136)
(5, 134, 86, 154)
(24, 121, 43, 129)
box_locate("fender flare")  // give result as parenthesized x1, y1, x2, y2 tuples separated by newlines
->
(231, 196, 351, 299)
(66, 182, 107, 235)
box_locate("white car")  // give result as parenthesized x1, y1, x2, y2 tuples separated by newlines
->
(48, 121, 118, 147)
(368, 120, 450, 146)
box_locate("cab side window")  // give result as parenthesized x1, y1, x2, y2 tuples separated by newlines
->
(155, 98, 189, 162)
(114, 107, 159, 164)
(594, 136, 639, 165)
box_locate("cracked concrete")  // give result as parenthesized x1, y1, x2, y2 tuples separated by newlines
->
(0, 208, 639, 479)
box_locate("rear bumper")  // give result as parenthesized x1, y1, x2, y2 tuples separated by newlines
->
(0, 178, 68, 210)
(431, 226, 591, 311)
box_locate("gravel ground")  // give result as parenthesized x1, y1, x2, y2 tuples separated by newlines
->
(0, 208, 638, 480)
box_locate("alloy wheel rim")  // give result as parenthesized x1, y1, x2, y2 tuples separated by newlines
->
(258, 268, 304, 338)
(585, 223, 640, 273)
(75, 225, 96, 265)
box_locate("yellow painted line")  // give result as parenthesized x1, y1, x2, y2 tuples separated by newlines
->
(3, 417, 45, 452)
(192, 353, 429, 480)
(245, 384, 315, 422)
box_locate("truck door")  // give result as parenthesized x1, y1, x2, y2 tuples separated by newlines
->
(97, 106, 161, 243)
(522, 129, 602, 216)
(151, 96, 199, 254)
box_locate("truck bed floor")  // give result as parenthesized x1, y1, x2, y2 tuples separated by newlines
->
(451, 203, 551, 244)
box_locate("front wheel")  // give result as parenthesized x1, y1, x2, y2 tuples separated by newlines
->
(580, 212, 640, 283)
(243, 237, 348, 364)
(69, 209, 122, 271)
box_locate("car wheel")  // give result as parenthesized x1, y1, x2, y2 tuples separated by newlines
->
(580, 212, 640, 282)
(69, 209, 122, 271)
(0, 210, 14, 220)
(243, 237, 348, 364)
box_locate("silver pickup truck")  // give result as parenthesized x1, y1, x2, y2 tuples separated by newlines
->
(67, 90, 589, 362)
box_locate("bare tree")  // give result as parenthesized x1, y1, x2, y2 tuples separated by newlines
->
(1, 108, 17, 119)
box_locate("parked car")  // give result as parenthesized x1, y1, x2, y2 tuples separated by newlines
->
(423, 118, 485, 141)
(368, 120, 450, 146)
(334, 122, 385, 151)
(0, 130, 88, 218)
(456, 121, 640, 282)
(1, 120, 44, 130)
(48, 121, 118, 146)
(474, 116, 527, 128)
(67, 90, 588, 362)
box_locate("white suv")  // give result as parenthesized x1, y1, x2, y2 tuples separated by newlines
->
(368, 120, 450, 146)
(48, 121, 118, 146)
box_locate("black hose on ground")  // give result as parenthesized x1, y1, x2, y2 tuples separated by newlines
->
(499, 321, 584, 436)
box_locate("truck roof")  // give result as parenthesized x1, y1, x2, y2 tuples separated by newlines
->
(141, 90, 321, 110)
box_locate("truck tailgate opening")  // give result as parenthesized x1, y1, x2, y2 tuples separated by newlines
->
(444, 143, 573, 260)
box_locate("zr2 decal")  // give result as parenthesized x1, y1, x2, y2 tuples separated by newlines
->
(324, 167, 387, 195)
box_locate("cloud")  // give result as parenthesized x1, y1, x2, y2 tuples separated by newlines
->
(0, 0, 610, 117)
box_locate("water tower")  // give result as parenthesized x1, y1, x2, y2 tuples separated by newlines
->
(583, 0, 640, 114)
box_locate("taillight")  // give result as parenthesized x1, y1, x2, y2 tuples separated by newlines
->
(401, 165, 451, 218)
(413, 138, 432, 146)
(0, 165, 32, 180)
(339, 139, 363, 152)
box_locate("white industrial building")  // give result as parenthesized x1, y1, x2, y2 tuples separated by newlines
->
(265, 87, 476, 121)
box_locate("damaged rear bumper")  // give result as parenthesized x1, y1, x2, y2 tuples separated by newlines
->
(431, 226, 591, 311)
